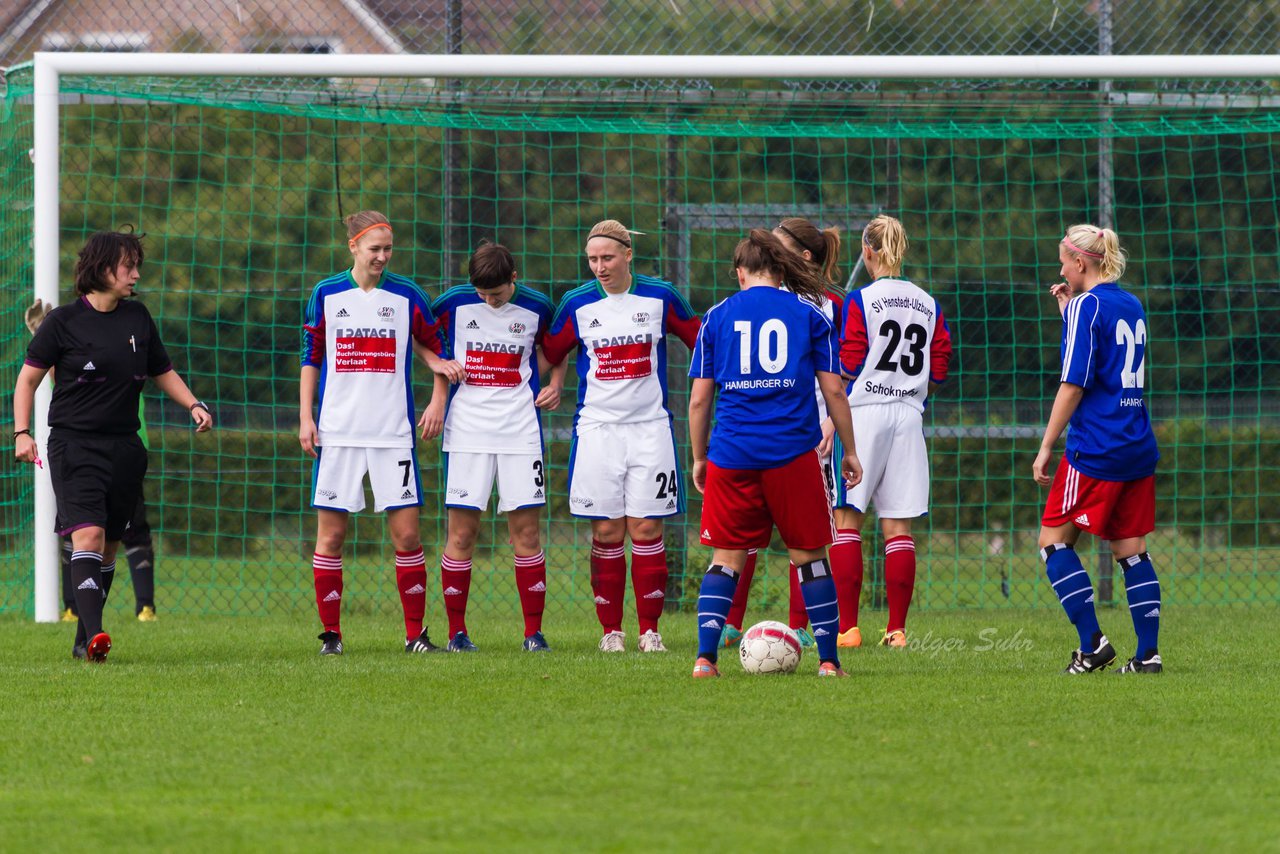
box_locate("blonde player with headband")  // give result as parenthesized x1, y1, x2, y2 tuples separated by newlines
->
(299, 210, 463, 657)
(835, 214, 952, 648)
(543, 219, 701, 653)
(1034, 225, 1162, 675)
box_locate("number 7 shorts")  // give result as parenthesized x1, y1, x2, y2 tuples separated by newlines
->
(444, 451, 546, 513)
(312, 445, 422, 512)
(568, 420, 683, 519)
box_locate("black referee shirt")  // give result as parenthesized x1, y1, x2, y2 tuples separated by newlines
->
(25, 296, 173, 436)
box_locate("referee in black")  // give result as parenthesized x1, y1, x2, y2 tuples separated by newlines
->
(13, 229, 213, 662)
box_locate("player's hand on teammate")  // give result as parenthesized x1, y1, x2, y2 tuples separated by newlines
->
(1032, 446, 1054, 485)
(691, 459, 708, 494)
(299, 416, 320, 458)
(418, 399, 445, 439)
(534, 384, 562, 410)
(431, 358, 466, 384)
(24, 299, 50, 335)
(816, 417, 835, 458)
(841, 450, 863, 489)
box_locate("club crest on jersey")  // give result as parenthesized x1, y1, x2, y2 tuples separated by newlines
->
(377, 306, 395, 319)
(508, 321, 527, 335)
(632, 311, 650, 325)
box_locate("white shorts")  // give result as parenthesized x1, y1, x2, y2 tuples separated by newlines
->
(835, 403, 929, 518)
(569, 420, 682, 519)
(312, 445, 422, 513)
(445, 451, 546, 513)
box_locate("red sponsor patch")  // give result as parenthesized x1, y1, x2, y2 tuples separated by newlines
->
(594, 341, 652, 381)
(465, 349, 522, 388)
(335, 336, 396, 372)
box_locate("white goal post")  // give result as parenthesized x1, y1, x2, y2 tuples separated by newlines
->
(27, 51, 1280, 621)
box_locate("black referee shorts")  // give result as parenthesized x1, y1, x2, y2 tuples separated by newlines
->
(48, 432, 148, 541)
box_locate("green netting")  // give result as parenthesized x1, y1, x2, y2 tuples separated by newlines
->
(1, 69, 1277, 619)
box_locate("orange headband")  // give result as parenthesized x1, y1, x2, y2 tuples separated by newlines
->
(350, 223, 392, 245)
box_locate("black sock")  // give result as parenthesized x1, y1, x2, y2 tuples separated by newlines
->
(126, 542, 155, 611)
(101, 560, 117, 603)
(69, 550, 105, 638)
(60, 539, 76, 613)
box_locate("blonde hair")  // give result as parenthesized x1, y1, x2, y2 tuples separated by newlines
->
(862, 214, 908, 278)
(344, 210, 391, 242)
(586, 219, 635, 249)
(1062, 224, 1127, 281)
(775, 218, 841, 286)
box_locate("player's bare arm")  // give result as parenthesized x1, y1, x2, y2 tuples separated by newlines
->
(152, 369, 214, 432)
(418, 372, 448, 439)
(818, 370, 862, 488)
(533, 352, 567, 410)
(687, 377, 715, 494)
(1032, 382, 1085, 485)
(12, 363, 48, 464)
(298, 364, 320, 457)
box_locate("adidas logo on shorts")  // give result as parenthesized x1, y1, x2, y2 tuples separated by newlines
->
(700, 619, 721, 629)
(323, 590, 341, 602)
(665, 499, 676, 509)
(643, 589, 664, 599)
(336, 308, 350, 318)
(534, 489, 544, 498)
(400, 489, 414, 499)
(593, 595, 609, 604)
(1074, 513, 1091, 526)
(701, 529, 711, 538)
(77, 578, 99, 590)
(588, 318, 602, 328)
(466, 319, 480, 329)
(528, 581, 546, 592)
(404, 584, 425, 595)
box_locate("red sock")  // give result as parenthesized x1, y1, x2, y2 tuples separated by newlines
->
(441, 553, 472, 638)
(884, 535, 916, 633)
(725, 548, 758, 630)
(312, 553, 343, 634)
(830, 528, 863, 632)
(514, 550, 547, 636)
(787, 562, 808, 631)
(396, 548, 427, 641)
(630, 537, 668, 634)
(590, 539, 626, 633)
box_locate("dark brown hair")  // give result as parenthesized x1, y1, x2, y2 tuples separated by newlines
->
(73, 228, 144, 295)
(468, 241, 516, 289)
(733, 228, 826, 305)
(775, 217, 841, 286)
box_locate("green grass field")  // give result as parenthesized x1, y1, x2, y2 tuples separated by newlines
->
(2, 605, 1276, 851)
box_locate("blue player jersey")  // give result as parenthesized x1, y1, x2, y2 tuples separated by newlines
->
(1059, 283, 1159, 481)
(690, 287, 839, 469)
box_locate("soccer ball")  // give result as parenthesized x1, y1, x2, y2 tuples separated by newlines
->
(738, 620, 802, 674)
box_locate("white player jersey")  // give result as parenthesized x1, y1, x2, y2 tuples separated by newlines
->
(840, 277, 952, 413)
(301, 271, 441, 448)
(544, 276, 700, 432)
(432, 285, 555, 454)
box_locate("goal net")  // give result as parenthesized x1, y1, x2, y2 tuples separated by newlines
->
(1, 54, 1277, 620)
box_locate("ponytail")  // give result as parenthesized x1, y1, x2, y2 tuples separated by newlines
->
(775, 217, 842, 286)
(862, 214, 908, 278)
(733, 228, 826, 305)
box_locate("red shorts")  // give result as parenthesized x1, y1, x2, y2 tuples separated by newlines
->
(1041, 457, 1155, 540)
(700, 452, 836, 550)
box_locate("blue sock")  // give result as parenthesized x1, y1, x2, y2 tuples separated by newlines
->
(1121, 552, 1160, 657)
(1041, 544, 1102, 651)
(796, 559, 840, 666)
(695, 565, 738, 662)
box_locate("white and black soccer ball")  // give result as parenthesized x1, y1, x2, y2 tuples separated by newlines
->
(738, 620, 802, 674)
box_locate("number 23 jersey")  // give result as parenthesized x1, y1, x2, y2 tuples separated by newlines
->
(841, 277, 952, 412)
